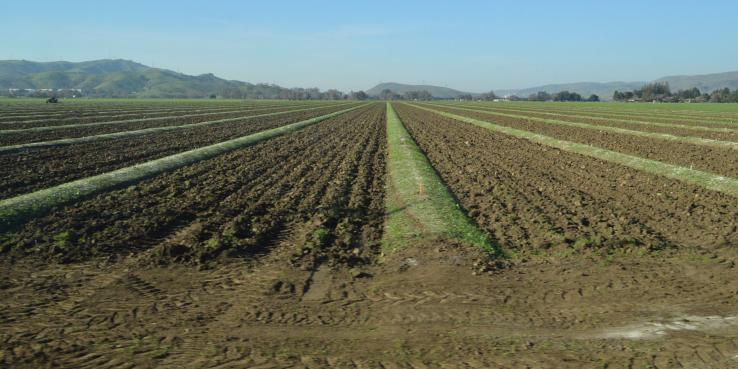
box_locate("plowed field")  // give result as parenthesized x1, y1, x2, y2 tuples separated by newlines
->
(1, 100, 738, 368)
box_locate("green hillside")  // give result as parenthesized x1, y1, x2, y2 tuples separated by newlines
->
(0, 59, 286, 98)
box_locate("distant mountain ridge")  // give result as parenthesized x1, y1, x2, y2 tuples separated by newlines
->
(3, 59, 738, 100)
(366, 82, 471, 99)
(0, 59, 290, 98)
(655, 71, 738, 92)
(369, 70, 738, 100)
(495, 81, 645, 100)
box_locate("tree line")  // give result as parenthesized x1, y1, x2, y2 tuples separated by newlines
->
(527, 91, 600, 102)
(218, 85, 371, 100)
(378, 89, 436, 100)
(613, 82, 738, 103)
(373, 88, 601, 102)
(2, 84, 374, 100)
(8, 83, 738, 103)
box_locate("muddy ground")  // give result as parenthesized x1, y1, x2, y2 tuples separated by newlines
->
(2, 241, 737, 368)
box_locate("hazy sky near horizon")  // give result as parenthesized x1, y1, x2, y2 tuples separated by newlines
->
(2, 0, 737, 92)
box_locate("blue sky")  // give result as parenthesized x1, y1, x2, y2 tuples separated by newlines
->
(2, 0, 737, 92)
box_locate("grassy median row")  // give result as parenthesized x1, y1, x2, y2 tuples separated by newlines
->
(423, 103, 738, 150)
(383, 102, 497, 255)
(0, 103, 354, 153)
(412, 103, 738, 199)
(0, 104, 367, 229)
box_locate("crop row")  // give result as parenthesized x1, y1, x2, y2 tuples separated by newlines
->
(0, 104, 357, 199)
(0, 101, 331, 132)
(0, 100, 292, 122)
(423, 103, 738, 180)
(428, 104, 738, 149)
(0, 104, 260, 125)
(0, 103, 387, 265)
(394, 103, 738, 254)
(0, 105, 364, 228)
(2, 100, 738, 263)
(444, 103, 738, 140)
(457, 102, 738, 122)
(0, 102, 354, 146)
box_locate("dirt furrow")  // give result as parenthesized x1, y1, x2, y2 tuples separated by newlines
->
(0, 103, 313, 128)
(430, 104, 738, 180)
(3, 101, 738, 368)
(456, 104, 738, 141)
(0, 105, 331, 144)
(471, 103, 738, 125)
(0, 105, 352, 199)
(0, 103, 388, 368)
(394, 103, 738, 252)
(0, 105, 240, 123)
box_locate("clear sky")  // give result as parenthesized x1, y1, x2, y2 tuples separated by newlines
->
(2, 0, 737, 92)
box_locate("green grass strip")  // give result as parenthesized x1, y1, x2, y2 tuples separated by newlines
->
(0, 104, 366, 229)
(448, 103, 738, 133)
(412, 104, 738, 199)
(0, 103, 355, 153)
(383, 103, 497, 254)
(424, 103, 738, 151)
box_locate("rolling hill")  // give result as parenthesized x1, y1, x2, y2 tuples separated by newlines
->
(366, 83, 473, 99)
(496, 71, 738, 100)
(369, 71, 738, 100)
(655, 71, 738, 92)
(0, 59, 289, 98)
(3, 59, 738, 100)
(495, 81, 645, 100)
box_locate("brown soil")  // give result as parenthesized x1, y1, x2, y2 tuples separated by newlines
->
(468, 104, 738, 142)
(2, 102, 738, 368)
(0, 106, 210, 124)
(0, 105, 228, 124)
(0, 105, 353, 199)
(394, 104, 738, 253)
(1, 103, 386, 263)
(0, 104, 349, 146)
(2, 240, 737, 368)
(432, 104, 738, 180)
(483, 104, 738, 128)
(0, 103, 300, 128)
